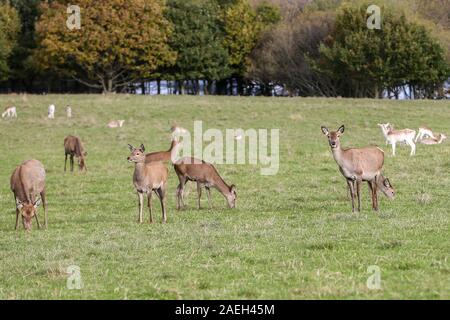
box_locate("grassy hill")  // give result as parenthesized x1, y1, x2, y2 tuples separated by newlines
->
(0, 94, 448, 299)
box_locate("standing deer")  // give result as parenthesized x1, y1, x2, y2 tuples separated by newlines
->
(48, 104, 55, 119)
(2, 106, 17, 118)
(174, 157, 236, 210)
(420, 133, 447, 145)
(64, 135, 87, 172)
(10, 159, 47, 230)
(66, 105, 72, 118)
(127, 144, 168, 223)
(321, 125, 389, 212)
(378, 123, 416, 156)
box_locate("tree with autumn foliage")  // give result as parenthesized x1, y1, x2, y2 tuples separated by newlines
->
(34, 0, 175, 92)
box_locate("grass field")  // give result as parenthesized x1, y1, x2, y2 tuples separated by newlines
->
(0, 94, 449, 299)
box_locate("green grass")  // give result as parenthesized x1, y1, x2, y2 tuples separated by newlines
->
(0, 94, 449, 299)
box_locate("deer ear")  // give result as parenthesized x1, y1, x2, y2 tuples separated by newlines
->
(384, 178, 391, 187)
(140, 144, 145, 152)
(16, 201, 23, 210)
(338, 125, 345, 134)
(127, 144, 134, 151)
(321, 126, 329, 136)
(230, 185, 236, 193)
(33, 198, 41, 208)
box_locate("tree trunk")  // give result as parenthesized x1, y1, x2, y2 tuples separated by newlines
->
(157, 79, 161, 95)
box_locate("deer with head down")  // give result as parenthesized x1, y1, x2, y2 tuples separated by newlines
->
(174, 157, 236, 210)
(10, 159, 47, 231)
(64, 135, 87, 172)
(322, 125, 394, 212)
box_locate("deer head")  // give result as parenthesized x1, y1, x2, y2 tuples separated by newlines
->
(16, 198, 41, 231)
(321, 125, 345, 149)
(127, 144, 146, 163)
(226, 185, 237, 208)
(377, 176, 395, 199)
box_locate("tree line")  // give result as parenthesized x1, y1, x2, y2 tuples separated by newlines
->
(0, 0, 449, 98)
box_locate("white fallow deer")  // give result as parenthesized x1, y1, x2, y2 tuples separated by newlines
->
(321, 125, 392, 212)
(10, 159, 47, 231)
(127, 144, 168, 224)
(2, 106, 17, 119)
(378, 123, 416, 156)
(66, 105, 72, 118)
(415, 127, 437, 142)
(107, 120, 125, 128)
(420, 133, 447, 145)
(48, 104, 55, 119)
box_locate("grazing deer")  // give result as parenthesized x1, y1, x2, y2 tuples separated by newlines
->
(378, 123, 416, 156)
(10, 159, 47, 230)
(66, 105, 72, 118)
(174, 157, 236, 210)
(2, 106, 17, 118)
(48, 104, 55, 119)
(107, 120, 125, 128)
(127, 144, 168, 223)
(415, 127, 437, 142)
(145, 126, 186, 163)
(346, 173, 395, 209)
(64, 135, 87, 172)
(420, 133, 447, 145)
(321, 125, 387, 212)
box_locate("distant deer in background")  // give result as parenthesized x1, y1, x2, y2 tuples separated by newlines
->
(107, 120, 125, 128)
(127, 144, 168, 223)
(415, 126, 437, 142)
(64, 135, 87, 172)
(378, 123, 416, 156)
(2, 106, 17, 119)
(10, 159, 47, 230)
(420, 133, 447, 145)
(174, 157, 236, 210)
(48, 104, 55, 119)
(66, 105, 72, 118)
(322, 125, 389, 212)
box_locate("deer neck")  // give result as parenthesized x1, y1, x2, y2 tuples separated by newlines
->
(213, 176, 231, 197)
(133, 161, 146, 182)
(331, 145, 348, 168)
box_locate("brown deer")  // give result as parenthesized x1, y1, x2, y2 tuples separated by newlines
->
(10, 159, 47, 231)
(174, 157, 236, 210)
(321, 125, 388, 212)
(64, 135, 87, 172)
(127, 144, 168, 223)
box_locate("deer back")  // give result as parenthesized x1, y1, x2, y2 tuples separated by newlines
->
(10, 160, 46, 203)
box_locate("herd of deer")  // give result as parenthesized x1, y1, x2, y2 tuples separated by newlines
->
(8, 123, 236, 230)
(3, 102, 446, 230)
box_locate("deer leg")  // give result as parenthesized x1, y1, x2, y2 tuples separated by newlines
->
(15, 208, 20, 230)
(197, 183, 202, 209)
(347, 179, 356, 213)
(410, 140, 416, 156)
(205, 186, 212, 208)
(356, 179, 362, 212)
(34, 212, 42, 229)
(70, 155, 74, 172)
(138, 192, 144, 224)
(64, 154, 68, 172)
(40, 190, 47, 229)
(373, 180, 379, 211)
(157, 186, 167, 223)
(147, 191, 153, 224)
(392, 142, 396, 156)
(176, 184, 182, 210)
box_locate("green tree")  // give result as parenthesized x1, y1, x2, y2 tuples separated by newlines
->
(317, 4, 450, 98)
(0, 1, 20, 81)
(166, 0, 230, 94)
(34, 0, 175, 93)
